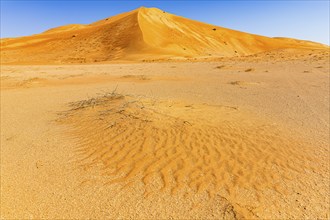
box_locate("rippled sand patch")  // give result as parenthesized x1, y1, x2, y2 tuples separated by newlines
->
(57, 92, 326, 218)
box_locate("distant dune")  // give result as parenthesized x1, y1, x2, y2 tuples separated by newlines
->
(0, 7, 328, 64)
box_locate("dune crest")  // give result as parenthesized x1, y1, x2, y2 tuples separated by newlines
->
(1, 7, 328, 64)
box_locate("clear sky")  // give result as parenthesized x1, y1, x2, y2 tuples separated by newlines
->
(1, 0, 329, 45)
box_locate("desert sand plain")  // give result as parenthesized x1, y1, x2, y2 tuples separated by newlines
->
(1, 7, 330, 220)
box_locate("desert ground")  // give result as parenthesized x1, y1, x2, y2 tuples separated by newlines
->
(1, 48, 329, 219)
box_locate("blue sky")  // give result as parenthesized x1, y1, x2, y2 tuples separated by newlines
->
(1, 0, 329, 45)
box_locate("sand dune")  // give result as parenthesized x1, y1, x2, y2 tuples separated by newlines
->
(0, 7, 328, 64)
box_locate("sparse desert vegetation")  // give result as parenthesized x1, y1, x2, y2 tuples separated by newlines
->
(216, 65, 226, 69)
(244, 68, 254, 72)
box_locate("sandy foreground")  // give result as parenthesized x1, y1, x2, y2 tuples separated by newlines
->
(1, 49, 329, 219)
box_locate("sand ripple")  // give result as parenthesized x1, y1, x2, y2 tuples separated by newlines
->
(57, 92, 327, 218)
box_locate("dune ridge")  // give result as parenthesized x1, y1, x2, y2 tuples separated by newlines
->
(1, 7, 328, 64)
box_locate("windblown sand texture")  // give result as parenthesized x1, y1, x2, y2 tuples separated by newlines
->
(1, 7, 329, 220)
(59, 92, 326, 201)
